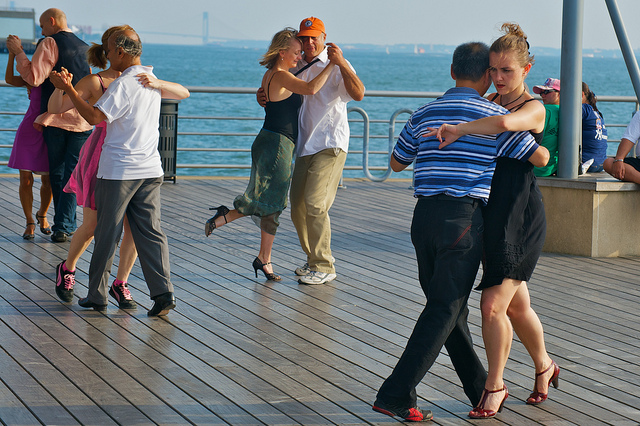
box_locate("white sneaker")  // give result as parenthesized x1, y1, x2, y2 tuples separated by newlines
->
(298, 271, 337, 285)
(295, 257, 336, 276)
(581, 158, 594, 174)
(295, 262, 311, 276)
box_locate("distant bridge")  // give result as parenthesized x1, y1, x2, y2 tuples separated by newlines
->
(139, 12, 210, 44)
(137, 31, 201, 39)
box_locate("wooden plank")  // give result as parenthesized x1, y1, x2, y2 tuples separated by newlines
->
(1, 176, 640, 425)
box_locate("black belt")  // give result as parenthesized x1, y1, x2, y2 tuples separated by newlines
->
(420, 194, 479, 204)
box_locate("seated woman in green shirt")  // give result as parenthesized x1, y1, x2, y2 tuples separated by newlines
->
(532, 78, 560, 176)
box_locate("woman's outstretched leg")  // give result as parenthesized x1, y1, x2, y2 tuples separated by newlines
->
(205, 206, 244, 236)
(215, 208, 243, 228)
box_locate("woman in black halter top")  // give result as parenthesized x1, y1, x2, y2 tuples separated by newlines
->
(429, 23, 559, 419)
(204, 28, 335, 281)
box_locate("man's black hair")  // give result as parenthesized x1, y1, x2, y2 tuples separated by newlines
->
(452, 42, 490, 81)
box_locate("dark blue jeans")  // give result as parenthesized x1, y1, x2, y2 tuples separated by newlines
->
(376, 195, 487, 408)
(587, 163, 604, 173)
(43, 127, 91, 234)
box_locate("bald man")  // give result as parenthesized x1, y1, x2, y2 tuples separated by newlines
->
(7, 8, 92, 243)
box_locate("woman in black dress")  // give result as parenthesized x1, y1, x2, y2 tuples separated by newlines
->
(433, 23, 559, 419)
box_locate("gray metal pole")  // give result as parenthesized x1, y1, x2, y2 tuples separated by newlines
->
(605, 0, 640, 102)
(557, 0, 584, 179)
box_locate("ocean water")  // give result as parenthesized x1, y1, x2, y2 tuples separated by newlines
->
(1, 44, 637, 178)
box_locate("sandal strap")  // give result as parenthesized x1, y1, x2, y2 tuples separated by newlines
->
(535, 360, 556, 378)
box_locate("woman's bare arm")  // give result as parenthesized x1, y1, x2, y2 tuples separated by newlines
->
(274, 61, 336, 96)
(5, 53, 25, 87)
(136, 73, 190, 100)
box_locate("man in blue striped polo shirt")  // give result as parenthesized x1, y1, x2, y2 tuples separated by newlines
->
(373, 42, 549, 422)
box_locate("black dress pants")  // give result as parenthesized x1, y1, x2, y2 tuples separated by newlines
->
(376, 195, 487, 408)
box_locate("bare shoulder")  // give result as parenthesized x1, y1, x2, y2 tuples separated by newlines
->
(77, 73, 102, 89)
(523, 95, 545, 113)
(522, 94, 546, 132)
(77, 73, 113, 102)
(260, 69, 272, 89)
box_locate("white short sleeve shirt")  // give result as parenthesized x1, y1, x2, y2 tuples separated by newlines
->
(295, 48, 356, 157)
(95, 65, 164, 180)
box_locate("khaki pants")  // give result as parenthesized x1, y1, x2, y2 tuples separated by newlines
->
(290, 148, 347, 274)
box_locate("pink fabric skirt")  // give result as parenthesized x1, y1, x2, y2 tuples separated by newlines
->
(64, 121, 106, 210)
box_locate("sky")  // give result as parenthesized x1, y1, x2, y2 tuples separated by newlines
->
(3, 0, 640, 51)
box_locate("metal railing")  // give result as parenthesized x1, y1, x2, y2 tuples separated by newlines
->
(1, 83, 639, 182)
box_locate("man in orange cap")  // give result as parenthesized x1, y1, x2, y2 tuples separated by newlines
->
(290, 16, 365, 285)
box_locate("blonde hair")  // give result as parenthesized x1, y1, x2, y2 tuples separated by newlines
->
(86, 25, 134, 69)
(491, 22, 535, 67)
(260, 28, 299, 69)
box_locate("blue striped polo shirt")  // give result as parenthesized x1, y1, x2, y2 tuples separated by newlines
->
(393, 87, 539, 204)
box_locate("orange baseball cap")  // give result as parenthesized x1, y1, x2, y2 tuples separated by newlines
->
(298, 17, 325, 37)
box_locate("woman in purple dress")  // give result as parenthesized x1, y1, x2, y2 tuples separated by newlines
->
(5, 50, 52, 239)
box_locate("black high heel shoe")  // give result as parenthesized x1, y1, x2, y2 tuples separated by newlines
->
(23, 222, 36, 240)
(205, 205, 229, 237)
(36, 213, 52, 235)
(252, 257, 281, 281)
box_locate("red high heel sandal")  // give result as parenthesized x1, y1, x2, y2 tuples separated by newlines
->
(468, 385, 508, 419)
(527, 360, 560, 405)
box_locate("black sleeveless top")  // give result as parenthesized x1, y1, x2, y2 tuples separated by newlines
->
(490, 94, 543, 143)
(40, 31, 90, 113)
(262, 72, 303, 142)
(264, 94, 303, 142)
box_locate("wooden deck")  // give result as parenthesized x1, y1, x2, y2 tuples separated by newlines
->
(1, 176, 639, 425)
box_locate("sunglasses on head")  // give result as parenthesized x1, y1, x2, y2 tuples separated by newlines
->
(541, 89, 557, 95)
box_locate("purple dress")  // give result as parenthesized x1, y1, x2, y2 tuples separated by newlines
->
(7, 86, 49, 173)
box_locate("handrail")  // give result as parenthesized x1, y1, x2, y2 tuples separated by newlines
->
(349, 106, 375, 181)
(3, 81, 639, 101)
(5, 81, 634, 103)
(1, 83, 639, 181)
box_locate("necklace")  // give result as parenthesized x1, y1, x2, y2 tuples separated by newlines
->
(500, 88, 526, 108)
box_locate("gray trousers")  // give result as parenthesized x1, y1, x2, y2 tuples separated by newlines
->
(87, 177, 173, 304)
